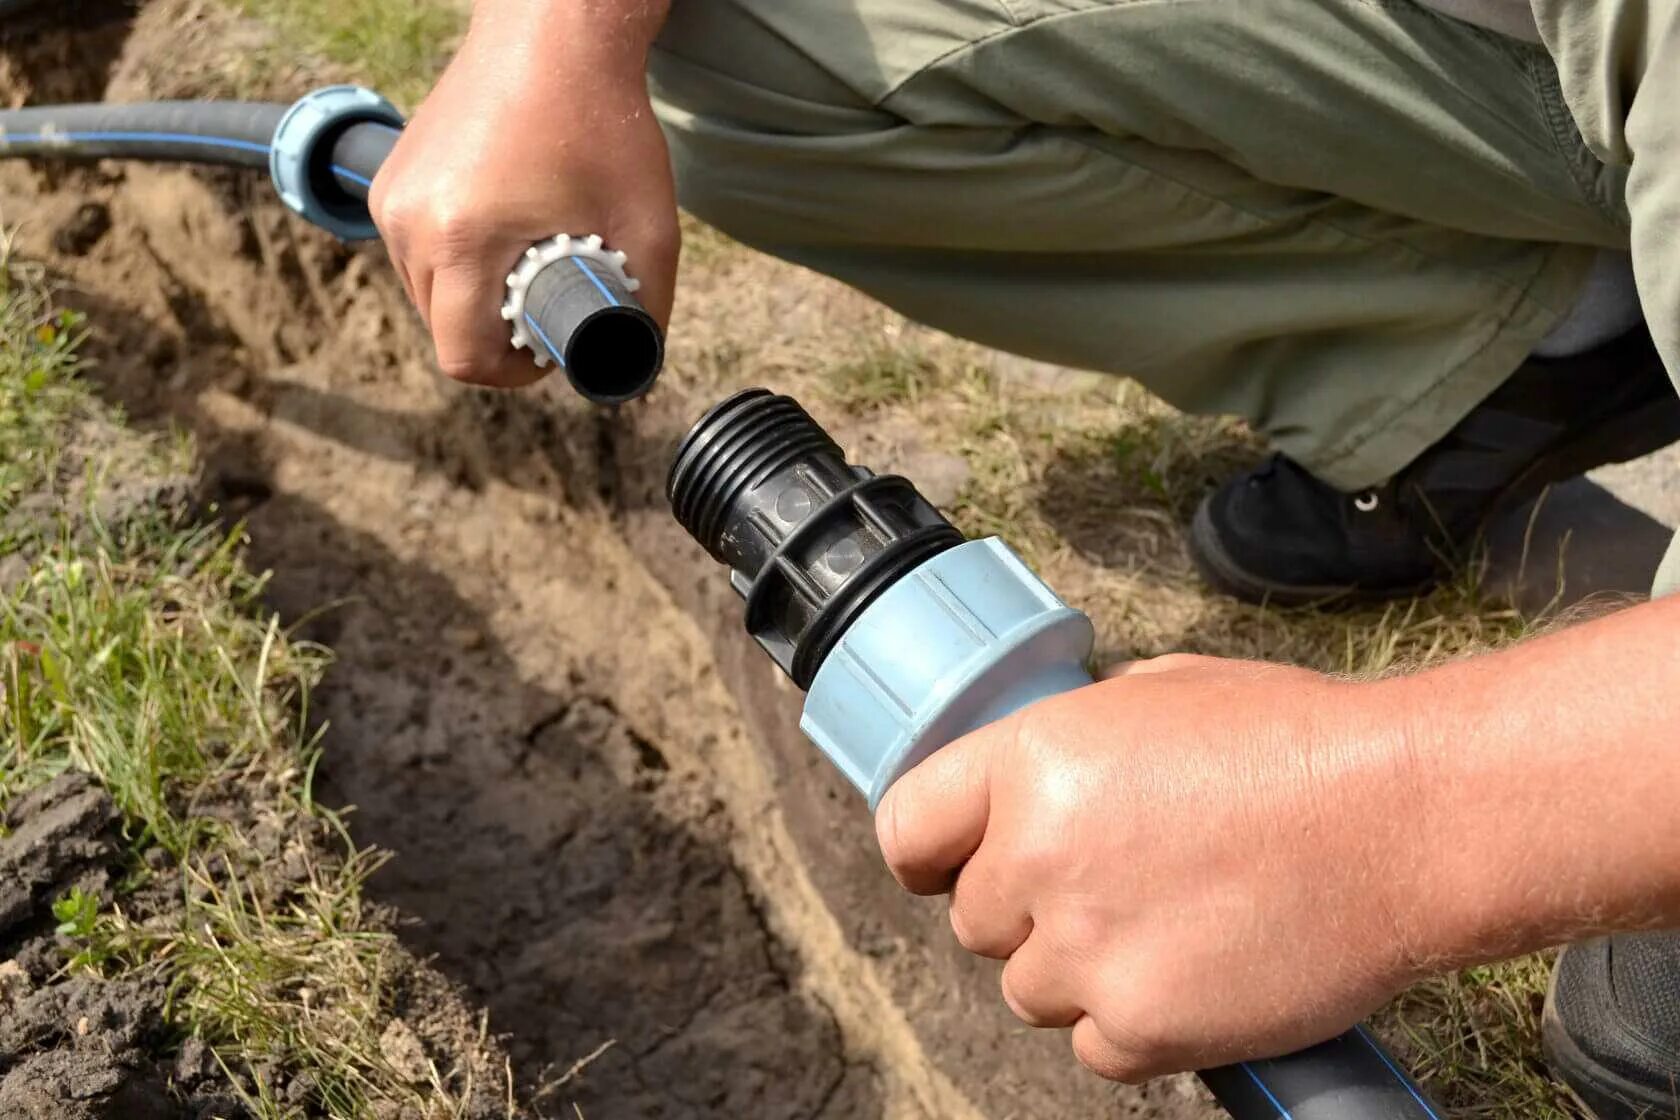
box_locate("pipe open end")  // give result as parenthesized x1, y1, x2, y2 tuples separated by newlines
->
(563, 306, 664, 404)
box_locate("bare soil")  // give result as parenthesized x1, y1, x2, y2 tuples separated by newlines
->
(0, 774, 183, 1120)
(0, 3, 1218, 1116)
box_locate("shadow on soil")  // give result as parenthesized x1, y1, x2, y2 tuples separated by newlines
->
(66, 275, 877, 1118)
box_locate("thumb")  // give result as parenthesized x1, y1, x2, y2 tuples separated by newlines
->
(874, 725, 1000, 896)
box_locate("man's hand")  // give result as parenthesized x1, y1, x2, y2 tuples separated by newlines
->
(370, 0, 678, 388)
(875, 654, 1431, 1082)
(875, 594, 1680, 1086)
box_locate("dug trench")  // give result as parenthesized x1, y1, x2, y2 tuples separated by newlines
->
(0, 2, 1216, 1116)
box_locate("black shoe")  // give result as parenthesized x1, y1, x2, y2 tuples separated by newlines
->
(1189, 327, 1680, 606)
(1544, 933, 1680, 1119)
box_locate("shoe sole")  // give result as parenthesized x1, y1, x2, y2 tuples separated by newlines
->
(1189, 391, 1680, 608)
(1542, 962, 1680, 1120)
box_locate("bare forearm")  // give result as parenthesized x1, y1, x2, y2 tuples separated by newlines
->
(1386, 595, 1680, 968)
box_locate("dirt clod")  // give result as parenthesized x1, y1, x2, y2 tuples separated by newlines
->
(0, 775, 196, 1120)
(52, 202, 112, 257)
(0, 774, 118, 966)
(378, 1018, 431, 1085)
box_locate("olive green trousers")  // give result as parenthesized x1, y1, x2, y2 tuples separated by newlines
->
(649, 0, 1678, 500)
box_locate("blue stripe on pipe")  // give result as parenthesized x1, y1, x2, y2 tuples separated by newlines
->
(523, 310, 567, 368)
(571, 256, 620, 307)
(331, 166, 373, 188)
(1354, 1025, 1443, 1119)
(1239, 1062, 1294, 1119)
(1, 129, 372, 190)
(0, 130, 272, 155)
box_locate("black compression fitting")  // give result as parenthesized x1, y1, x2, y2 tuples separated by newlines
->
(667, 389, 963, 689)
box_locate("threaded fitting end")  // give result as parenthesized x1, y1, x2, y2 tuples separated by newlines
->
(667, 388, 963, 688)
(669, 389, 842, 553)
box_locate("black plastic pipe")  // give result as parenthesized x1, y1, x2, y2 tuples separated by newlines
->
(0, 101, 285, 169)
(0, 98, 660, 403)
(0, 100, 394, 200)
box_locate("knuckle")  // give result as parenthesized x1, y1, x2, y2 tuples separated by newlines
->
(999, 965, 1046, 1026)
(435, 351, 484, 384)
(872, 795, 900, 867)
(1001, 988, 1036, 1027)
(370, 187, 411, 241)
(1140, 652, 1207, 674)
(873, 791, 914, 880)
(947, 902, 985, 955)
(367, 167, 416, 219)
(644, 221, 681, 263)
(427, 203, 487, 257)
(1073, 1027, 1152, 1084)
(1076, 965, 1175, 1081)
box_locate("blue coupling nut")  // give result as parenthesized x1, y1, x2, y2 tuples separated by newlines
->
(667, 389, 1096, 807)
(803, 538, 1094, 807)
(269, 85, 402, 241)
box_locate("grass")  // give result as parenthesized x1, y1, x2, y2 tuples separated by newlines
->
(0, 255, 92, 542)
(234, 0, 464, 108)
(0, 256, 503, 1118)
(819, 345, 937, 412)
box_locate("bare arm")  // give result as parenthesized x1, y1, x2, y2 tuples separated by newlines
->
(874, 595, 1680, 1080)
(370, 0, 676, 387)
(1398, 594, 1680, 966)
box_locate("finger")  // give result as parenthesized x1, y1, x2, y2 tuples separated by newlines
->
(427, 260, 545, 388)
(874, 726, 1004, 896)
(947, 849, 1031, 959)
(1000, 934, 1085, 1028)
(387, 250, 419, 312)
(1071, 1015, 1152, 1084)
(613, 213, 679, 329)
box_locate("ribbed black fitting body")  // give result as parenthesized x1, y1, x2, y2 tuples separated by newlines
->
(667, 389, 963, 689)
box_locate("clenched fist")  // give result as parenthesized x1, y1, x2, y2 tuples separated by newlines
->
(370, 0, 678, 388)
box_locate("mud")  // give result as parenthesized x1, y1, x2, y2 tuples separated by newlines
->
(0, 3, 1217, 1116)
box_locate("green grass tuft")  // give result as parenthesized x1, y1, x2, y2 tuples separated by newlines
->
(0, 253, 504, 1118)
(0, 253, 89, 540)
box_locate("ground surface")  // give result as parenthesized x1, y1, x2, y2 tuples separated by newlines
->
(0, 256, 520, 1118)
(0, 773, 187, 1120)
(4, 0, 1661, 1115)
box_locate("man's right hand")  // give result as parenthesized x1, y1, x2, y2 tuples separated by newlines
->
(370, 0, 678, 388)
